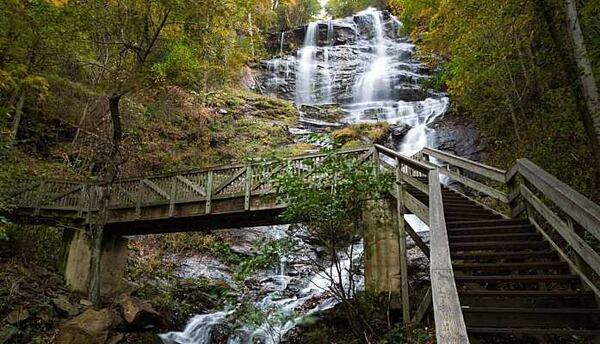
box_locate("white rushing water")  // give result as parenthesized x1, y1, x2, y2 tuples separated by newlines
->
(160, 226, 363, 344)
(295, 22, 318, 104)
(262, 7, 449, 155)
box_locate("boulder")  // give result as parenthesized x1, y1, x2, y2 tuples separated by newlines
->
(390, 123, 412, 140)
(56, 308, 112, 344)
(53, 295, 80, 317)
(119, 294, 171, 330)
(4, 307, 29, 324)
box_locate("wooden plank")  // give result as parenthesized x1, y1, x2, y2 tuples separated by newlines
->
(115, 185, 138, 204)
(142, 179, 170, 199)
(520, 184, 600, 277)
(438, 167, 508, 203)
(169, 177, 177, 217)
(251, 164, 283, 191)
(423, 147, 506, 182)
(411, 287, 432, 324)
(205, 170, 213, 214)
(395, 158, 410, 324)
(429, 170, 469, 344)
(176, 175, 206, 196)
(213, 167, 247, 194)
(517, 158, 600, 241)
(402, 174, 428, 195)
(244, 166, 252, 211)
(405, 221, 430, 258)
(47, 185, 83, 202)
(402, 190, 429, 225)
(529, 217, 600, 299)
(78, 184, 87, 218)
(374, 144, 432, 174)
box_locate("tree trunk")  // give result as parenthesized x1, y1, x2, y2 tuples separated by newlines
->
(87, 94, 123, 303)
(563, 0, 600, 170)
(10, 90, 25, 142)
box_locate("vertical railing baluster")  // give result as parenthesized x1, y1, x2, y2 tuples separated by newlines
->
(395, 156, 410, 324)
(206, 170, 213, 214)
(245, 165, 252, 211)
(169, 177, 177, 217)
(34, 181, 47, 216)
(136, 180, 143, 218)
(78, 184, 87, 218)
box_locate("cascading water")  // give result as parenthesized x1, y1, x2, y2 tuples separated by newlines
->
(295, 23, 318, 104)
(160, 226, 363, 344)
(261, 7, 449, 155)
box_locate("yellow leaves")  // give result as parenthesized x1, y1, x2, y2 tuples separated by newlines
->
(23, 75, 50, 101)
(48, 0, 68, 7)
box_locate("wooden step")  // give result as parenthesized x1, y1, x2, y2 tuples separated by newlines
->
(452, 249, 558, 261)
(447, 219, 530, 228)
(455, 275, 579, 283)
(447, 225, 535, 236)
(452, 261, 568, 272)
(463, 307, 600, 328)
(448, 233, 541, 242)
(459, 290, 596, 308)
(450, 241, 548, 251)
(446, 216, 503, 222)
(467, 327, 600, 336)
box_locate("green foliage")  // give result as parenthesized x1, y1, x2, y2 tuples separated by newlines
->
(389, 0, 600, 199)
(235, 237, 297, 279)
(274, 150, 393, 250)
(327, 0, 387, 18)
(274, 0, 322, 30)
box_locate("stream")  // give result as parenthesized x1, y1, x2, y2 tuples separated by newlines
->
(160, 7, 448, 344)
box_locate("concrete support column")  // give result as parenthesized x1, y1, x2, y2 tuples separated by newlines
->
(59, 228, 129, 296)
(363, 197, 401, 293)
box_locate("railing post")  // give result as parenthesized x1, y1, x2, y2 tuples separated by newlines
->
(34, 181, 47, 216)
(244, 165, 252, 211)
(136, 180, 143, 218)
(169, 177, 177, 217)
(506, 164, 521, 218)
(78, 184, 87, 218)
(395, 156, 410, 324)
(206, 170, 213, 214)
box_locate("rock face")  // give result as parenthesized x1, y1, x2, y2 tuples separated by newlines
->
(56, 309, 112, 344)
(390, 123, 412, 140)
(431, 113, 484, 161)
(119, 294, 171, 330)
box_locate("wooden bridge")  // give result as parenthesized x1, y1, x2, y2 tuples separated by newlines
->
(9, 145, 600, 342)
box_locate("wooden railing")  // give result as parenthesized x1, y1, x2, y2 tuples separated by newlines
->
(515, 158, 600, 297)
(415, 146, 600, 298)
(11, 147, 374, 219)
(374, 144, 469, 342)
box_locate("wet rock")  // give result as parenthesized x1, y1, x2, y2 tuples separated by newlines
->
(431, 113, 483, 161)
(299, 104, 345, 123)
(174, 255, 233, 286)
(118, 294, 171, 330)
(390, 123, 412, 140)
(79, 299, 94, 307)
(4, 307, 29, 324)
(213, 226, 286, 256)
(56, 308, 112, 344)
(53, 295, 79, 317)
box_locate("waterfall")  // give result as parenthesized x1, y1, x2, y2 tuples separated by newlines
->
(296, 23, 318, 104)
(354, 8, 390, 105)
(279, 32, 284, 55)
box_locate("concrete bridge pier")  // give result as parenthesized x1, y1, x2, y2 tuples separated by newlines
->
(58, 228, 129, 296)
(363, 197, 402, 293)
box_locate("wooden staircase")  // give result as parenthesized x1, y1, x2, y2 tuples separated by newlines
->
(408, 179, 600, 340)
